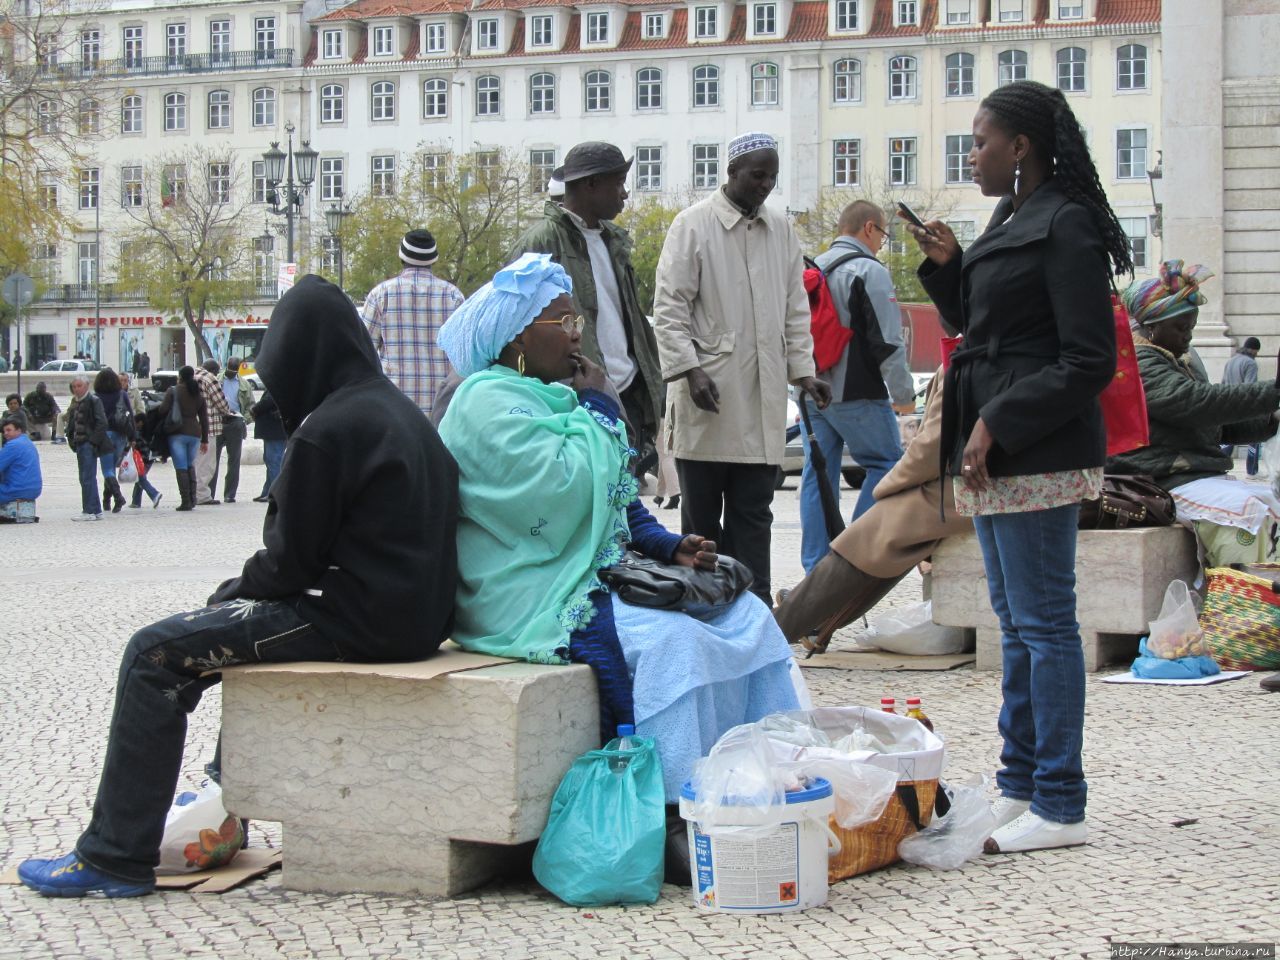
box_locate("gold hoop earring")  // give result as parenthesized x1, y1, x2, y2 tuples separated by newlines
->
(517, 351, 526, 377)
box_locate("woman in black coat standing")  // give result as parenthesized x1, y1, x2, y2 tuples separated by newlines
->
(909, 81, 1132, 855)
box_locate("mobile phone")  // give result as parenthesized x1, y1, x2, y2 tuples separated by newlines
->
(896, 201, 930, 233)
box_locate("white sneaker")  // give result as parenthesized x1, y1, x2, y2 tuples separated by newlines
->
(984, 810, 1087, 854)
(72, 512, 102, 522)
(991, 796, 1032, 830)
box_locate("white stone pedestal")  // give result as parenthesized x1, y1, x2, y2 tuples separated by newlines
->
(221, 659, 599, 897)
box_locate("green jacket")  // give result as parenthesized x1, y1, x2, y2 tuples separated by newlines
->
(509, 202, 664, 440)
(1108, 343, 1280, 489)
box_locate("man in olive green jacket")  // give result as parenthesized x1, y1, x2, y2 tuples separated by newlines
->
(508, 142, 663, 456)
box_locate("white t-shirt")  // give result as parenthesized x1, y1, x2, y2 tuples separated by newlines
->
(579, 226, 637, 393)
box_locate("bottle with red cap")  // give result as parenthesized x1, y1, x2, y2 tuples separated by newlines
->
(904, 697, 934, 732)
(880, 697, 897, 714)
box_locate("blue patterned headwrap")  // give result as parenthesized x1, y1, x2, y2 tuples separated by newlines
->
(438, 253, 574, 377)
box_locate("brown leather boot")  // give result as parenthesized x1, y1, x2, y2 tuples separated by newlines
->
(773, 552, 902, 656)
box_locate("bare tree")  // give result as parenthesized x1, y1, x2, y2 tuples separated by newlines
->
(114, 148, 256, 362)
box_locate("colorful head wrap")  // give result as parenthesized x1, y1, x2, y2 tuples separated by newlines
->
(728, 131, 779, 162)
(438, 253, 573, 377)
(1121, 260, 1215, 328)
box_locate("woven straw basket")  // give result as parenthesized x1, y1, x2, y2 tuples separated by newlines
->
(828, 779, 939, 881)
(1201, 564, 1280, 671)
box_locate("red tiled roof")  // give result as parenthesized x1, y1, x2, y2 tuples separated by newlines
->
(785, 2, 831, 42)
(315, 0, 467, 23)
(402, 27, 420, 58)
(351, 28, 368, 63)
(301, 29, 319, 66)
(475, 0, 569, 8)
(1096, 0, 1160, 24)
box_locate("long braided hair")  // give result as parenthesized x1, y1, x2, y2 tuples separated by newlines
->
(980, 80, 1134, 279)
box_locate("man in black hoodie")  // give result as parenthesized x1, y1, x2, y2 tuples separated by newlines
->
(19, 275, 459, 898)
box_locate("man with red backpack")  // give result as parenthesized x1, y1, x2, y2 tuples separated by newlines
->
(800, 200, 916, 574)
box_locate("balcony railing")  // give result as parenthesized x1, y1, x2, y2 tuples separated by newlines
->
(33, 48, 294, 81)
(39, 282, 281, 304)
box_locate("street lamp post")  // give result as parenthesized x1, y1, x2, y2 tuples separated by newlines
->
(262, 121, 319, 265)
(324, 200, 352, 291)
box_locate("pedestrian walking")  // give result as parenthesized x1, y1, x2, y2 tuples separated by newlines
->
(799, 200, 918, 574)
(193, 360, 232, 505)
(94, 368, 134, 514)
(250, 389, 286, 502)
(909, 79, 1131, 854)
(155, 366, 209, 512)
(509, 141, 664, 457)
(211, 358, 253, 503)
(362, 229, 464, 418)
(67, 375, 111, 522)
(128, 413, 163, 509)
(652, 131, 830, 603)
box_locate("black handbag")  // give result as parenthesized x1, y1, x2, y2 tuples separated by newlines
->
(599, 551, 754, 619)
(1078, 474, 1176, 529)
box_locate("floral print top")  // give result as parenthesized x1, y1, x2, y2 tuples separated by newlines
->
(953, 467, 1104, 517)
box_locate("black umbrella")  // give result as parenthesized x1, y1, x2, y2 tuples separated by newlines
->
(798, 397, 844, 543)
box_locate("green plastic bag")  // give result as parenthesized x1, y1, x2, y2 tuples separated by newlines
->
(532, 734, 666, 906)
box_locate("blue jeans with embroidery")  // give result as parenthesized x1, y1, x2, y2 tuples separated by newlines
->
(799, 396, 904, 573)
(75, 598, 344, 884)
(973, 503, 1087, 825)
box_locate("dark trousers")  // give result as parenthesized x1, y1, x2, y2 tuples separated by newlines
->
(75, 443, 103, 515)
(212, 416, 246, 500)
(675, 458, 777, 603)
(75, 599, 345, 884)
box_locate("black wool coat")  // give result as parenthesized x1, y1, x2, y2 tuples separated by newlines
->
(920, 178, 1116, 479)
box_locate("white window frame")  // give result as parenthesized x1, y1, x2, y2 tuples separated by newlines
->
(252, 87, 276, 127)
(751, 62, 779, 107)
(895, 1, 917, 27)
(371, 155, 395, 197)
(945, 52, 975, 97)
(530, 15, 554, 47)
(834, 0, 859, 31)
(998, 49, 1028, 86)
(476, 75, 500, 116)
(166, 23, 187, 64)
(370, 80, 395, 121)
(207, 89, 231, 130)
(643, 12, 666, 38)
(692, 143, 719, 189)
(1056, 46, 1087, 92)
(209, 19, 231, 62)
(320, 157, 344, 202)
(425, 22, 447, 54)
(889, 137, 917, 186)
(78, 241, 98, 288)
(945, 0, 971, 25)
(635, 146, 663, 191)
(889, 55, 917, 100)
(529, 149, 556, 189)
(833, 58, 862, 102)
(1057, 1, 1084, 19)
(635, 67, 663, 110)
(997, 0, 1024, 22)
(833, 139, 860, 187)
(255, 16, 277, 53)
(422, 78, 448, 118)
(529, 72, 555, 114)
(1116, 43, 1148, 91)
(476, 19, 499, 50)
(1116, 127, 1148, 180)
(321, 84, 344, 123)
(121, 95, 142, 134)
(79, 167, 100, 210)
(79, 97, 100, 135)
(123, 25, 144, 67)
(753, 3, 777, 35)
(373, 25, 396, 56)
(121, 165, 143, 207)
(945, 134, 974, 183)
(692, 64, 719, 108)
(163, 92, 187, 132)
(322, 29, 344, 59)
(584, 70, 611, 112)
(252, 161, 268, 204)
(587, 11, 610, 44)
(81, 28, 100, 70)
(1118, 216, 1148, 270)
(694, 6, 718, 39)
(208, 162, 231, 204)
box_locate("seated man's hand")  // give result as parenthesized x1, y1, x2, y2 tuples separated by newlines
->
(675, 534, 718, 571)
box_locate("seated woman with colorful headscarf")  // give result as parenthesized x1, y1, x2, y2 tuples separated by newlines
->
(1108, 260, 1280, 566)
(435, 253, 804, 803)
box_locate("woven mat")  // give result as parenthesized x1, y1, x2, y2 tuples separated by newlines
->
(797, 649, 976, 672)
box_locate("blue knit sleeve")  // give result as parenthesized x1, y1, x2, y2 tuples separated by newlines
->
(578, 388, 621, 424)
(626, 498, 683, 562)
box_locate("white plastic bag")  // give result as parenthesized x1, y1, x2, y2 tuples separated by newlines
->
(116, 454, 139, 485)
(897, 774, 996, 870)
(1146, 580, 1209, 660)
(156, 781, 244, 875)
(863, 601, 970, 656)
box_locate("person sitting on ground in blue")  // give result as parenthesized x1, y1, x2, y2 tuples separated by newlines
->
(435, 253, 805, 814)
(0, 414, 42, 522)
(17, 274, 459, 898)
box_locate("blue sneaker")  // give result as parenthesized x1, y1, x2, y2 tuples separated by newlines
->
(17, 852, 154, 898)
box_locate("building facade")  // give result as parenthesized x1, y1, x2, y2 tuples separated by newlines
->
(13, 0, 1163, 371)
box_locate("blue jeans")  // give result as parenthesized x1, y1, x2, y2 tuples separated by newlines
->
(131, 474, 160, 506)
(75, 599, 344, 884)
(168, 434, 199, 471)
(973, 503, 1087, 824)
(261, 439, 286, 496)
(799, 396, 904, 573)
(75, 443, 103, 515)
(105, 430, 128, 476)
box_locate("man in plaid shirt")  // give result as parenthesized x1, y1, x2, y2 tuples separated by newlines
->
(193, 360, 233, 505)
(362, 229, 464, 417)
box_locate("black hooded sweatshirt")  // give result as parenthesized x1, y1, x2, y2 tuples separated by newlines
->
(209, 275, 459, 661)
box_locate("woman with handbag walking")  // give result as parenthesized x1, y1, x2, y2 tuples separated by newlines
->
(908, 80, 1131, 854)
(93, 369, 134, 514)
(155, 367, 209, 512)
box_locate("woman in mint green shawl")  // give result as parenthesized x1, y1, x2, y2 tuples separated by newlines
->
(438, 254, 804, 809)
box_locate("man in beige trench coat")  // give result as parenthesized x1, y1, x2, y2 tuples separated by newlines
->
(653, 132, 831, 602)
(774, 368, 973, 651)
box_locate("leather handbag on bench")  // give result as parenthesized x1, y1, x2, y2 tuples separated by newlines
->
(1078, 474, 1176, 530)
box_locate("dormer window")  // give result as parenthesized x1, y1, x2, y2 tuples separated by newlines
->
(894, 0, 917, 26)
(373, 24, 396, 56)
(424, 22, 447, 54)
(586, 11, 609, 44)
(530, 14, 554, 47)
(694, 6, 718, 39)
(944, 0, 971, 25)
(644, 12, 666, 38)
(753, 3, 777, 35)
(996, 0, 1023, 22)
(834, 0, 858, 31)
(322, 29, 344, 59)
(1057, 0, 1084, 18)
(477, 18, 499, 50)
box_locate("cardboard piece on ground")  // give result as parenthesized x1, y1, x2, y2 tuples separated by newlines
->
(1100, 669, 1252, 686)
(218, 642, 512, 682)
(0, 848, 281, 894)
(798, 648, 976, 672)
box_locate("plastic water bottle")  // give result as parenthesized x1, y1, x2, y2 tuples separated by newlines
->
(612, 723, 635, 773)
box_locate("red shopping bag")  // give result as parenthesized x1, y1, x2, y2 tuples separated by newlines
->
(1100, 296, 1149, 457)
(132, 448, 148, 478)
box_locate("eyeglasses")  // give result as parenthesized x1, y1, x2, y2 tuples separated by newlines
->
(532, 314, 585, 335)
(869, 222, 889, 243)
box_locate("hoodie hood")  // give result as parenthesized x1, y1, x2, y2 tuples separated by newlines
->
(256, 274, 383, 432)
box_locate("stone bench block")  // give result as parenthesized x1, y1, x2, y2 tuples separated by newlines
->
(932, 526, 1198, 672)
(221, 656, 599, 898)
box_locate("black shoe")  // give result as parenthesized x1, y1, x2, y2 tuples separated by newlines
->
(224, 497, 235, 504)
(664, 494, 681, 511)
(653, 496, 664, 507)
(252, 495, 269, 503)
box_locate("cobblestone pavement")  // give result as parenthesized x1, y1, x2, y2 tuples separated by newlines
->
(2, 444, 1277, 960)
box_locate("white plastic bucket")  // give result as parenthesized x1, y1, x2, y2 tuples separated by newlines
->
(678, 777, 838, 914)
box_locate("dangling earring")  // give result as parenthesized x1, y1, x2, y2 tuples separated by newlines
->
(1013, 158, 1022, 198)
(517, 350, 526, 377)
